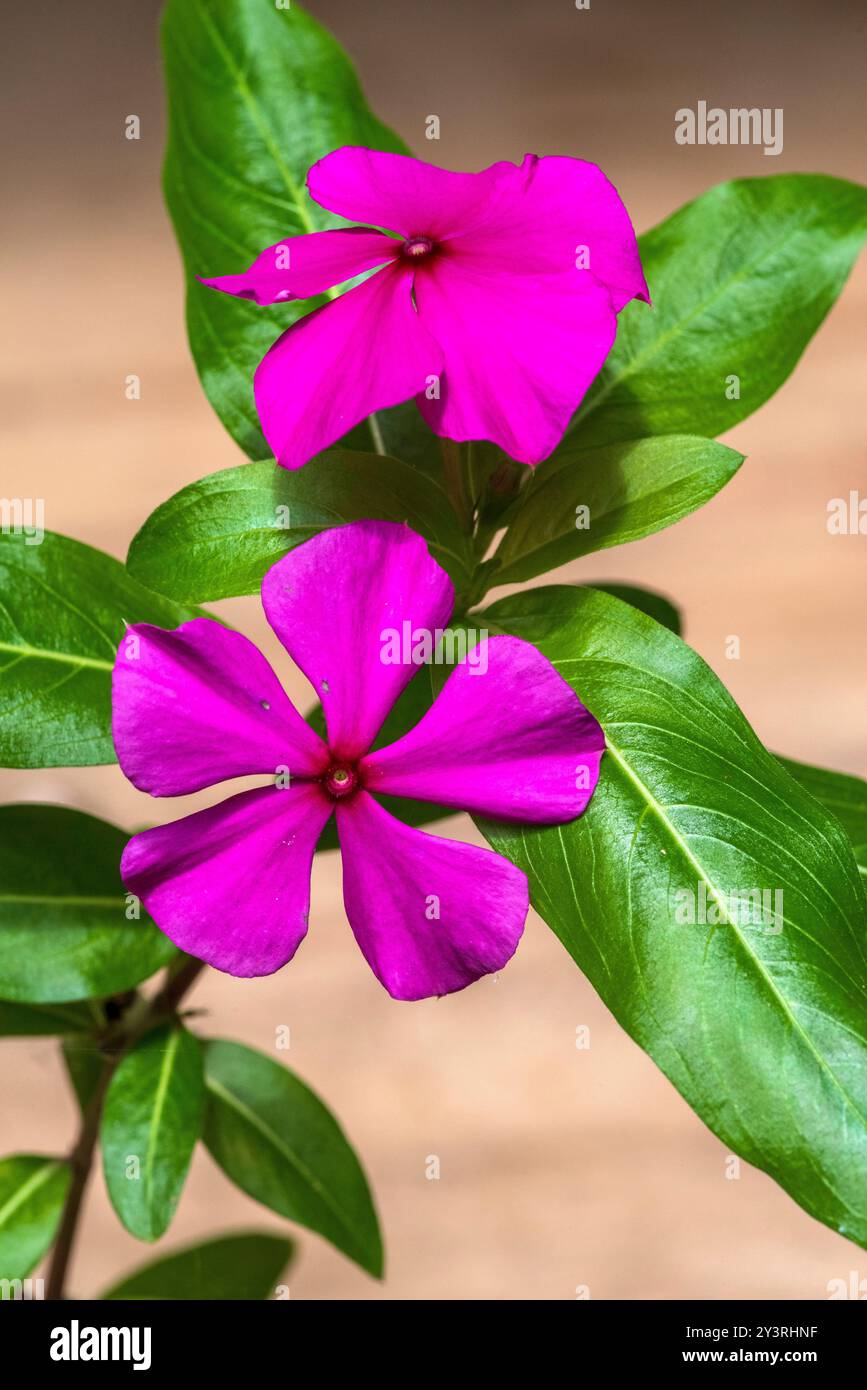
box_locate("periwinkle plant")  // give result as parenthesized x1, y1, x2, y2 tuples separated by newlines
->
(1, 0, 866, 1301)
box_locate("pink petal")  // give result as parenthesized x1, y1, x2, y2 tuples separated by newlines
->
(307, 146, 523, 241)
(362, 635, 604, 821)
(261, 521, 453, 762)
(121, 784, 332, 977)
(199, 227, 398, 306)
(414, 256, 617, 465)
(337, 791, 528, 1000)
(449, 154, 649, 311)
(112, 619, 329, 796)
(254, 261, 442, 469)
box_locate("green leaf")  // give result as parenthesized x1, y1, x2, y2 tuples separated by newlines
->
(162, 0, 409, 458)
(202, 1039, 382, 1276)
(478, 585, 867, 1247)
(0, 531, 199, 767)
(101, 1024, 205, 1242)
(0, 804, 176, 1003)
(780, 757, 867, 880)
(0, 1155, 70, 1282)
(127, 452, 473, 604)
(0, 1000, 95, 1037)
(566, 174, 867, 450)
(62, 1036, 107, 1115)
(589, 583, 681, 635)
(492, 436, 742, 585)
(102, 1230, 294, 1301)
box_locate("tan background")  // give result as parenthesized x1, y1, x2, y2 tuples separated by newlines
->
(2, 0, 865, 1299)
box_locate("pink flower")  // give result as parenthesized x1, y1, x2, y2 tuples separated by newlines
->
(203, 147, 648, 470)
(113, 522, 604, 1001)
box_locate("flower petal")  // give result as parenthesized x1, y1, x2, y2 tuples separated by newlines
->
(112, 619, 329, 796)
(121, 784, 332, 977)
(362, 634, 604, 822)
(449, 154, 649, 311)
(199, 227, 398, 306)
(261, 521, 453, 762)
(337, 791, 528, 1000)
(414, 256, 617, 464)
(254, 261, 442, 469)
(307, 146, 522, 241)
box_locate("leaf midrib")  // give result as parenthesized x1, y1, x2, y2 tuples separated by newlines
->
(0, 894, 124, 909)
(142, 1028, 182, 1229)
(191, 0, 320, 243)
(0, 639, 112, 673)
(0, 1160, 63, 1229)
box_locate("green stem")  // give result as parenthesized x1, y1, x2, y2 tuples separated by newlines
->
(45, 1055, 117, 1301)
(368, 412, 386, 455)
(44, 957, 207, 1300)
(440, 438, 473, 533)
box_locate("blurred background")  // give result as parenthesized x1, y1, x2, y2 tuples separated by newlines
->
(1, 0, 865, 1299)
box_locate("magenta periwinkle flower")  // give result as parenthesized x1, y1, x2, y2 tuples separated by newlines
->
(113, 522, 604, 1001)
(203, 147, 648, 470)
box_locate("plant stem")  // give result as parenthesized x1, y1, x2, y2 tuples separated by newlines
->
(146, 955, 208, 1027)
(368, 411, 386, 455)
(45, 1056, 117, 1301)
(44, 957, 207, 1300)
(441, 438, 473, 533)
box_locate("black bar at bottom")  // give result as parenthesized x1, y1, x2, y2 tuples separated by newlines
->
(0, 1297, 864, 1374)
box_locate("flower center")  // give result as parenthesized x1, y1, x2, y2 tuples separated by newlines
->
(401, 235, 434, 260)
(324, 765, 359, 800)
